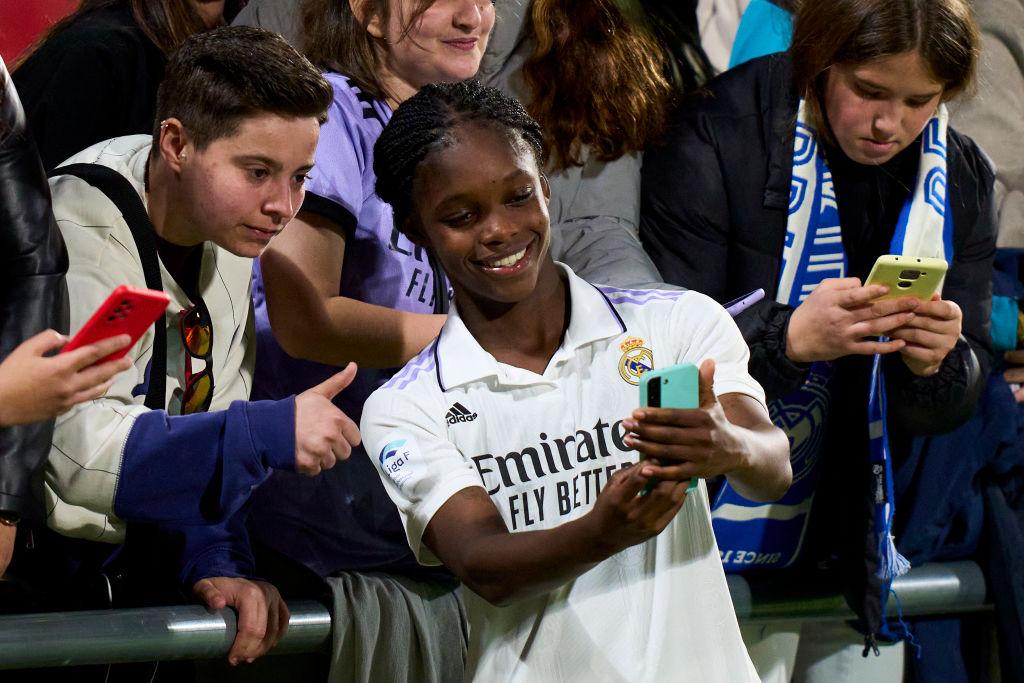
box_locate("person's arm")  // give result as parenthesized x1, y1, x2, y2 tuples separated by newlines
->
(626, 291, 791, 500)
(423, 469, 687, 605)
(0, 58, 70, 527)
(640, 111, 731, 300)
(110, 398, 295, 523)
(113, 366, 361, 523)
(622, 359, 792, 502)
(0, 332, 133, 428)
(154, 507, 289, 666)
(417, 363, 786, 605)
(259, 87, 445, 369)
(260, 210, 445, 368)
(360, 385, 691, 605)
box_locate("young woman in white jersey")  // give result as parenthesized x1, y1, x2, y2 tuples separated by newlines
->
(362, 80, 792, 682)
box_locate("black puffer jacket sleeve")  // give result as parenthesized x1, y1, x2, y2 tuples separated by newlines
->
(0, 60, 69, 522)
(640, 63, 811, 400)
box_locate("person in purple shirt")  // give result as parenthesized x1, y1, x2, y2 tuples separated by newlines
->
(243, 0, 494, 595)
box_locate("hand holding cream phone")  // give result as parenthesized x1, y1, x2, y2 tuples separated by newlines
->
(638, 363, 700, 493)
(865, 255, 947, 300)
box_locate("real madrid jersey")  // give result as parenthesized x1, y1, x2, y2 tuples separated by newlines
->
(361, 264, 762, 683)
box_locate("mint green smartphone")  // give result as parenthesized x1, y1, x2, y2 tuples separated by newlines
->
(638, 363, 700, 493)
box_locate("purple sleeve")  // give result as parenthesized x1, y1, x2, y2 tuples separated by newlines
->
(304, 79, 370, 221)
(113, 397, 295, 524)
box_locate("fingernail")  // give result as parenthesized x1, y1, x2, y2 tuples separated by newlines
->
(622, 419, 636, 431)
(246, 658, 255, 664)
(633, 410, 646, 419)
(641, 466, 655, 476)
(623, 434, 636, 446)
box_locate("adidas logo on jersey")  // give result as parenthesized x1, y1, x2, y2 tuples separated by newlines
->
(446, 402, 478, 425)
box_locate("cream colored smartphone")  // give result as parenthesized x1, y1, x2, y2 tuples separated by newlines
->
(865, 255, 948, 300)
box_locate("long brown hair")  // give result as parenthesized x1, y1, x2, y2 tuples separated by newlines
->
(520, 0, 673, 170)
(791, 0, 979, 142)
(15, 0, 211, 67)
(301, 0, 433, 102)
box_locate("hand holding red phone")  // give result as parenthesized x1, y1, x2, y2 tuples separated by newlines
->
(0, 330, 133, 427)
(293, 362, 362, 475)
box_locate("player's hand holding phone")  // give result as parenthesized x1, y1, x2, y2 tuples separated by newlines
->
(0, 330, 133, 427)
(623, 359, 748, 483)
(583, 463, 690, 556)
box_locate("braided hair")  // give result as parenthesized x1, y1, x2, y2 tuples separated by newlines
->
(374, 80, 547, 236)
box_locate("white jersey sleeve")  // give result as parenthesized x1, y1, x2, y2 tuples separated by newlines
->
(361, 381, 485, 565)
(667, 290, 767, 410)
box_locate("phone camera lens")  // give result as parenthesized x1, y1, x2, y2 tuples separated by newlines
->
(648, 380, 661, 407)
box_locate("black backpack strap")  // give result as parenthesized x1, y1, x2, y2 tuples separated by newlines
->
(49, 163, 166, 410)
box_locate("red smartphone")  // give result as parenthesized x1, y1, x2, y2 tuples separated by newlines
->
(62, 285, 170, 364)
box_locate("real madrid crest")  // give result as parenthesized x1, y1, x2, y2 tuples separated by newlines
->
(618, 336, 653, 385)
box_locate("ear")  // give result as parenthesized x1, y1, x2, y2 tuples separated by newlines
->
(157, 118, 192, 173)
(540, 172, 551, 203)
(351, 0, 385, 38)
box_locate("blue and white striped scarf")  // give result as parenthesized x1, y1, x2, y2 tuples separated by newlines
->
(712, 101, 952, 589)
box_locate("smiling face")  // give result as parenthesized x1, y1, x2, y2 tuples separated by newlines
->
(173, 112, 320, 258)
(409, 120, 553, 308)
(823, 50, 945, 165)
(370, 0, 495, 105)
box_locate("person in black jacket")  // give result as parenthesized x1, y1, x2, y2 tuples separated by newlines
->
(0, 58, 133, 579)
(11, 0, 228, 172)
(640, 0, 993, 680)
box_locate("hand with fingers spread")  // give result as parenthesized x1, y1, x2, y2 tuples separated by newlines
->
(0, 330, 134, 427)
(585, 464, 691, 556)
(293, 362, 362, 475)
(192, 576, 290, 665)
(888, 294, 962, 377)
(622, 359, 792, 503)
(785, 277, 920, 363)
(1003, 350, 1024, 403)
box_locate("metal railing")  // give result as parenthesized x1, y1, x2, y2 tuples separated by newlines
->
(0, 561, 989, 669)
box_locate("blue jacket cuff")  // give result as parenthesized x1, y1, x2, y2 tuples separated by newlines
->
(245, 397, 295, 471)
